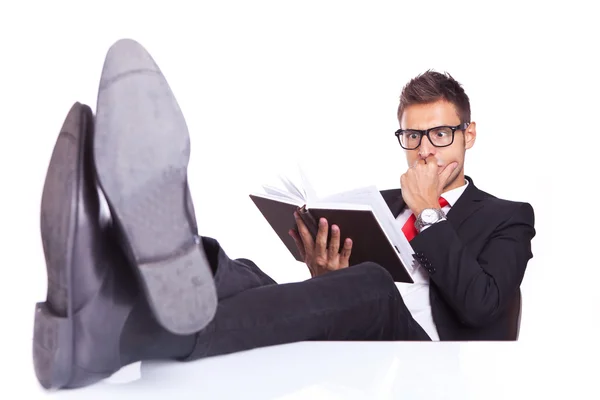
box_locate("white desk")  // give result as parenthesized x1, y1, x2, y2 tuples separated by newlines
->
(18, 340, 597, 400)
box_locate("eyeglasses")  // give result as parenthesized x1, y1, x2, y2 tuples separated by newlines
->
(394, 122, 470, 150)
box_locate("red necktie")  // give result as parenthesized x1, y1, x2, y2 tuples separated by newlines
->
(402, 197, 449, 241)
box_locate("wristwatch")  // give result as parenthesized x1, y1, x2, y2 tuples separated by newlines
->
(415, 208, 446, 232)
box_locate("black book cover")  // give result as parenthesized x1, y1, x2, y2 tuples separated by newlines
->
(250, 194, 413, 283)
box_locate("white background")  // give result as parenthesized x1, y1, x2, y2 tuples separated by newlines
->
(0, 0, 598, 398)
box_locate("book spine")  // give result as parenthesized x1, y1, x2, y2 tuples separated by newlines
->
(298, 205, 319, 240)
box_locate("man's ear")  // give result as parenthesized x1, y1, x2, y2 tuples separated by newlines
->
(464, 122, 476, 150)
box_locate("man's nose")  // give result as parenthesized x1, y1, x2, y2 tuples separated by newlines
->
(418, 135, 436, 158)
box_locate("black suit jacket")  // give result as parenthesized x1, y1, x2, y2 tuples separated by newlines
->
(380, 176, 536, 340)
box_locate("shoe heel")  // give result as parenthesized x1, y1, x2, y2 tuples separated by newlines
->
(33, 302, 73, 389)
(138, 243, 218, 335)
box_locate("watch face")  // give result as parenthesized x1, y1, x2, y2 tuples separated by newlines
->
(421, 209, 438, 223)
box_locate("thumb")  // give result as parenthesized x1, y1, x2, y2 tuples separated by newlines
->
(439, 162, 458, 188)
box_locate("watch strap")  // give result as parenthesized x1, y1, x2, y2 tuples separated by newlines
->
(415, 208, 446, 232)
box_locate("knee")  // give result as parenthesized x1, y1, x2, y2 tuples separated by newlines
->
(353, 262, 396, 291)
(235, 258, 257, 268)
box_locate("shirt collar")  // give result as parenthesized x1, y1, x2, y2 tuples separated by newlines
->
(441, 179, 469, 207)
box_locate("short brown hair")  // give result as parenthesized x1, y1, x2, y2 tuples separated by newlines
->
(397, 70, 470, 125)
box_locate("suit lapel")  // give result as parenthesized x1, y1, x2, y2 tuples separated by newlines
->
(381, 189, 405, 218)
(381, 175, 487, 230)
(445, 176, 486, 230)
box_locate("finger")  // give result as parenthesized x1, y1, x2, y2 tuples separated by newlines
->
(327, 224, 341, 260)
(290, 227, 316, 276)
(339, 238, 353, 268)
(426, 156, 438, 170)
(417, 159, 429, 171)
(438, 162, 459, 188)
(289, 228, 307, 260)
(294, 211, 314, 254)
(314, 218, 329, 265)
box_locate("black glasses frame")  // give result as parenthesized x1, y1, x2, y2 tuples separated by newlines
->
(394, 122, 470, 150)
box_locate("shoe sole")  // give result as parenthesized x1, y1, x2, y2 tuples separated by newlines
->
(93, 39, 217, 335)
(33, 102, 90, 389)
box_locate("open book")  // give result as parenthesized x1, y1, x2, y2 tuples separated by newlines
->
(249, 168, 416, 283)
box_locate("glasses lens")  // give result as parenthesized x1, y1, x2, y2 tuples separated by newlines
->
(429, 127, 454, 146)
(400, 130, 421, 149)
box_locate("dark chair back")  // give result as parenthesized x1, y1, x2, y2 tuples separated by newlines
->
(507, 289, 522, 340)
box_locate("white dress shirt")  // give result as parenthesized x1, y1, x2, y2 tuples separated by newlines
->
(395, 179, 469, 340)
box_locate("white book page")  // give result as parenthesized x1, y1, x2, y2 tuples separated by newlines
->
(298, 164, 318, 204)
(256, 163, 319, 206)
(308, 202, 373, 211)
(261, 184, 305, 204)
(319, 186, 381, 204)
(249, 191, 304, 207)
(278, 174, 306, 201)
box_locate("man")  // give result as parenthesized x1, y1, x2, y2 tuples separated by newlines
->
(32, 39, 535, 390)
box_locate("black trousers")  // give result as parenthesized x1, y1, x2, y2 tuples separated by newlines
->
(176, 237, 430, 360)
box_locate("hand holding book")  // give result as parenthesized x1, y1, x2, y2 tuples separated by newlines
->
(249, 166, 416, 283)
(289, 211, 353, 278)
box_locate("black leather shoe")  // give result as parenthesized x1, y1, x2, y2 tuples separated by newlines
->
(33, 102, 140, 389)
(93, 38, 217, 335)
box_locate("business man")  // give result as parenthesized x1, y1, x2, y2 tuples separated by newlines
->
(33, 39, 535, 390)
